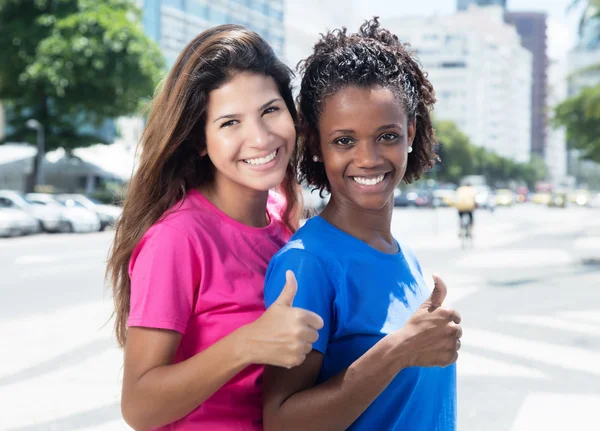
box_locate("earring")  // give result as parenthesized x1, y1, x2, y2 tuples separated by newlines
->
(408, 146, 413, 154)
(312, 155, 320, 162)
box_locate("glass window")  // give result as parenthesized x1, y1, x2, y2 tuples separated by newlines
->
(208, 7, 228, 24)
(189, 0, 208, 17)
(163, 0, 183, 8)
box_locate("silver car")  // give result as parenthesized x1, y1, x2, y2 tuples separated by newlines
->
(0, 190, 66, 233)
(0, 207, 41, 237)
(57, 194, 121, 231)
(26, 193, 101, 233)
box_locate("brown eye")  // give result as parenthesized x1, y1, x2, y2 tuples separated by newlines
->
(379, 133, 399, 142)
(334, 137, 354, 146)
(220, 120, 238, 128)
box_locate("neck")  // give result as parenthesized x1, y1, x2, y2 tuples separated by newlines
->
(320, 195, 396, 254)
(199, 173, 269, 228)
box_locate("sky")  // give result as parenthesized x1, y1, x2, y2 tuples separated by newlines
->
(353, 0, 585, 61)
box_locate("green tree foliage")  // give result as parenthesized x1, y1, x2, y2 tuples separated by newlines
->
(554, 85, 600, 163)
(434, 120, 547, 188)
(0, 0, 165, 171)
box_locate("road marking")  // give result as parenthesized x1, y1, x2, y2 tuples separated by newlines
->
(456, 248, 574, 268)
(558, 310, 600, 324)
(511, 393, 600, 431)
(503, 314, 600, 337)
(458, 352, 547, 379)
(465, 328, 600, 375)
(15, 250, 108, 264)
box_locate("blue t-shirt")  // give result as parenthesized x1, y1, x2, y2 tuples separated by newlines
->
(264, 216, 456, 431)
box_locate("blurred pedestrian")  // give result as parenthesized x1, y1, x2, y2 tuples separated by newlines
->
(106, 25, 323, 431)
(262, 18, 462, 431)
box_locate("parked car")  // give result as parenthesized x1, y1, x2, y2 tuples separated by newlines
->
(394, 189, 418, 207)
(495, 189, 515, 207)
(57, 194, 122, 231)
(0, 206, 41, 237)
(0, 190, 66, 232)
(26, 193, 101, 233)
(474, 185, 496, 211)
(432, 185, 457, 207)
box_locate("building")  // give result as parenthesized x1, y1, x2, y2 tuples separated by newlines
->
(504, 11, 548, 158)
(565, 40, 600, 186)
(385, 6, 532, 163)
(545, 57, 568, 183)
(139, 0, 285, 67)
(457, 0, 506, 11)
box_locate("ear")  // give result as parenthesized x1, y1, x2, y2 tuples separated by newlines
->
(407, 119, 417, 147)
(200, 148, 208, 157)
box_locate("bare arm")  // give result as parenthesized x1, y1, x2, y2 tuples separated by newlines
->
(122, 271, 324, 431)
(264, 336, 404, 431)
(263, 275, 462, 431)
(121, 326, 251, 431)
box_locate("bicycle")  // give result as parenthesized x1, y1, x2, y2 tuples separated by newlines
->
(459, 212, 473, 249)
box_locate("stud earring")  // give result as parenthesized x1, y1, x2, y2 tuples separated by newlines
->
(312, 155, 320, 162)
(408, 146, 413, 154)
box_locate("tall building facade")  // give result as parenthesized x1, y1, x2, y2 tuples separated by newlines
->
(140, 0, 285, 67)
(457, 0, 506, 11)
(386, 6, 532, 163)
(504, 12, 548, 158)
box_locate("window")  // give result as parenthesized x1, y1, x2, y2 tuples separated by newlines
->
(440, 61, 466, 68)
(189, 0, 208, 16)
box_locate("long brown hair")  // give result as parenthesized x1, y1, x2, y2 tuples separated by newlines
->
(107, 25, 299, 347)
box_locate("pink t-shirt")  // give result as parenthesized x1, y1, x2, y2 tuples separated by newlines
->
(128, 189, 291, 430)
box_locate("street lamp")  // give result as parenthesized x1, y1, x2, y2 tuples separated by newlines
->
(26, 119, 45, 187)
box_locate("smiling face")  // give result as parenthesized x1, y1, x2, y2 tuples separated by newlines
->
(204, 72, 296, 194)
(318, 85, 416, 211)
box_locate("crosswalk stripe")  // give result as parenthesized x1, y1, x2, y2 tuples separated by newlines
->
(503, 315, 600, 337)
(465, 328, 600, 376)
(511, 393, 600, 430)
(558, 310, 600, 324)
(458, 352, 547, 378)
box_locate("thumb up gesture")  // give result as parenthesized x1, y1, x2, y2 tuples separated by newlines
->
(245, 271, 324, 368)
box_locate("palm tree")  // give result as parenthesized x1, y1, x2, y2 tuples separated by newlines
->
(569, 0, 600, 47)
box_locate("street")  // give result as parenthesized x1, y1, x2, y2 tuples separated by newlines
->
(1, 204, 599, 430)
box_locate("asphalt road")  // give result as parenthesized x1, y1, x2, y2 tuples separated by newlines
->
(1, 204, 598, 430)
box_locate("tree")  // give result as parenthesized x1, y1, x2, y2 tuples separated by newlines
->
(569, 0, 600, 48)
(0, 0, 165, 190)
(433, 120, 475, 184)
(554, 85, 600, 163)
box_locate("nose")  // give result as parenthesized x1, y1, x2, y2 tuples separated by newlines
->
(247, 118, 272, 149)
(354, 141, 383, 169)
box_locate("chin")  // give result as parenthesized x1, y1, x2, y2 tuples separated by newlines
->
(353, 196, 392, 211)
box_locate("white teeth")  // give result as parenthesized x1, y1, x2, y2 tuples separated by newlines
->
(352, 174, 385, 186)
(243, 149, 278, 165)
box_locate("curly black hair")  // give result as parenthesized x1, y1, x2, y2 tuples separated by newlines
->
(297, 17, 438, 194)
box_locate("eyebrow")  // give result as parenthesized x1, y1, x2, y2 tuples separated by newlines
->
(212, 98, 282, 123)
(328, 123, 402, 137)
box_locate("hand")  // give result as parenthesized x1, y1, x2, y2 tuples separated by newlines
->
(392, 274, 462, 368)
(244, 271, 325, 368)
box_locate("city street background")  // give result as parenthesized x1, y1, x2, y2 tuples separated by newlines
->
(1, 204, 598, 431)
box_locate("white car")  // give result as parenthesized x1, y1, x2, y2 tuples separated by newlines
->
(0, 207, 41, 237)
(26, 193, 101, 233)
(57, 194, 122, 231)
(0, 190, 65, 233)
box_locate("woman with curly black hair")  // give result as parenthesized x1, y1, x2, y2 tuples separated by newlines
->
(262, 18, 462, 430)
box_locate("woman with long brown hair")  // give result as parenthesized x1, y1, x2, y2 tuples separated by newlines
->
(106, 25, 323, 431)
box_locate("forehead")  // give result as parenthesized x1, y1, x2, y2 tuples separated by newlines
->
(319, 86, 406, 129)
(206, 72, 281, 115)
